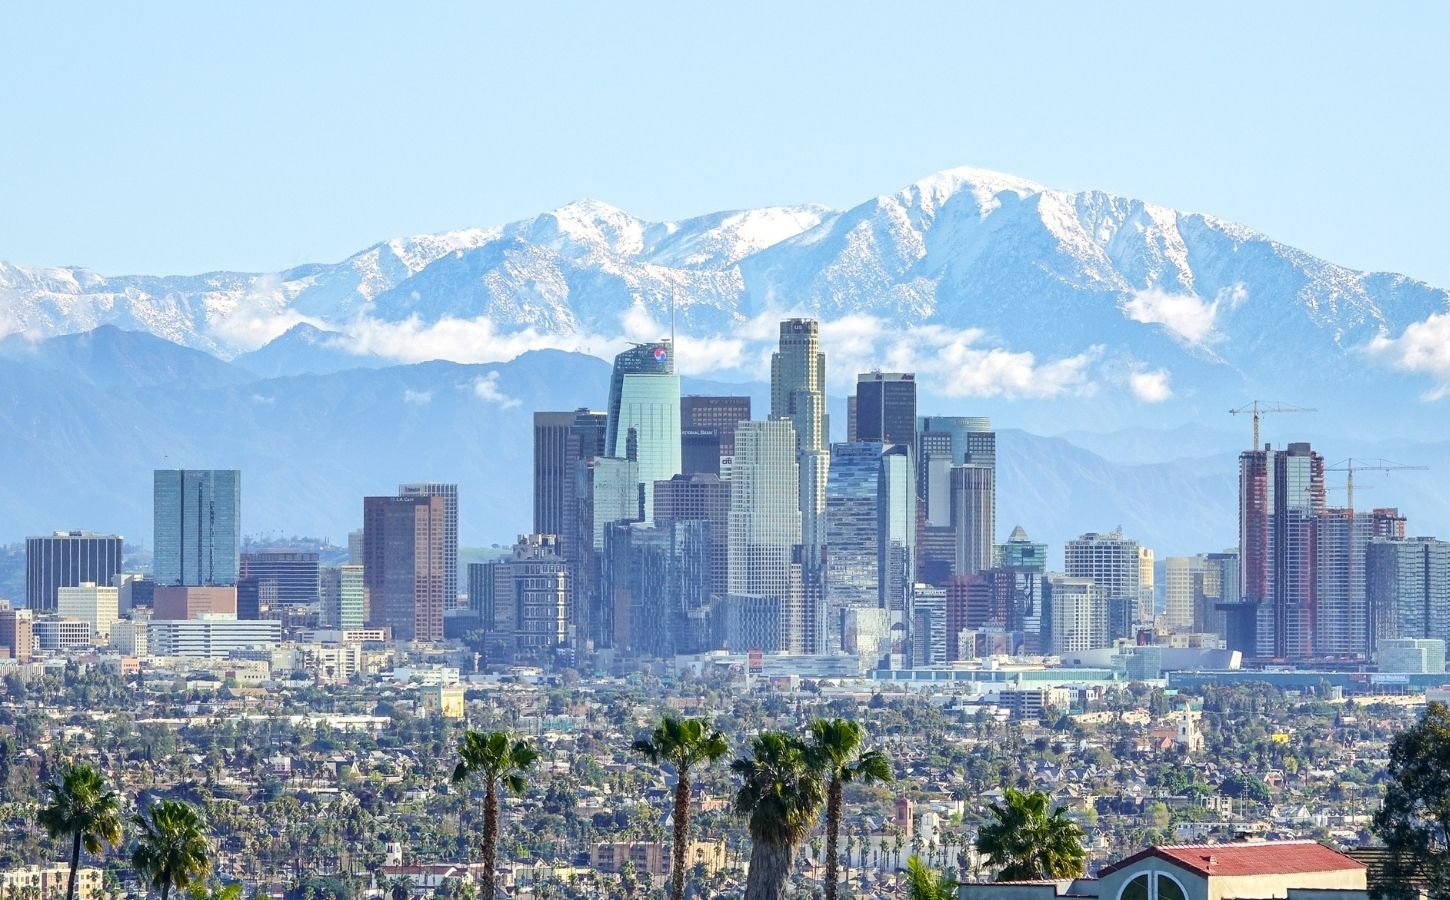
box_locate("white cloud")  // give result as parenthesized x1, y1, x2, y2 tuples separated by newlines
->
(328, 305, 1107, 401)
(1129, 368, 1174, 403)
(1123, 283, 1246, 346)
(207, 272, 325, 351)
(1367, 311, 1450, 400)
(472, 372, 521, 408)
(402, 389, 433, 406)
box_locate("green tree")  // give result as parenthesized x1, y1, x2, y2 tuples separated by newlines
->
(131, 799, 211, 900)
(37, 764, 123, 900)
(905, 855, 955, 900)
(974, 788, 1085, 881)
(804, 718, 892, 900)
(731, 731, 824, 900)
(631, 716, 728, 900)
(1373, 701, 1450, 898)
(451, 731, 539, 900)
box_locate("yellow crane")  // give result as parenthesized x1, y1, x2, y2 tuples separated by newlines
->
(1325, 458, 1428, 512)
(1228, 400, 1316, 449)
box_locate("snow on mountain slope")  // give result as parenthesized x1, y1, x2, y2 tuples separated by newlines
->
(2, 167, 1447, 411)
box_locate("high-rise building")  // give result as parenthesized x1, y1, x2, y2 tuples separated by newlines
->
(606, 342, 681, 525)
(855, 373, 917, 449)
(478, 534, 570, 663)
(0, 601, 34, 662)
(153, 469, 241, 586)
(319, 564, 366, 631)
(1315, 508, 1376, 657)
(917, 416, 995, 526)
(362, 494, 447, 642)
(240, 551, 320, 605)
(56, 583, 118, 641)
(536, 410, 608, 544)
(1238, 442, 1325, 659)
(1065, 530, 1142, 641)
(553, 410, 610, 594)
(908, 585, 947, 667)
(771, 319, 828, 577)
(399, 483, 459, 609)
(573, 456, 642, 647)
(1367, 537, 1450, 648)
(534, 411, 581, 536)
(727, 419, 805, 653)
(995, 526, 1048, 571)
(950, 465, 995, 578)
(823, 442, 915, 652)
(602, 519, 713, 656)
(1163, 556, 1202, 632)
(654, 473, 731, 601)
(1043, 574, 1108, 655)
(25, 531, 124, 612)
(1138, 546, 1156, 622)
(681, 395, 752, 459)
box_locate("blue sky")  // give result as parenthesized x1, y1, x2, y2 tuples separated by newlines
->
(3, 3, 1448, 285)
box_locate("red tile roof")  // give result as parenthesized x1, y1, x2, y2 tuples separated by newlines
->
(1101, 841, 1365, 877)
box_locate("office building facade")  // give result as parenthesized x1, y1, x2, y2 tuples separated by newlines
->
(154, 469, 241, 586)
(398, 483, 459, 609)
(362, 494, 447, 642)
(1043, 574, 1109, 655)
(854, 373, 917, 449)
(1238, 442, 1325, 659)
(605, 342, 681, 525)
(478, 534, 570, 663)
(240, 551, 320, 606)
(680, 395, 752, 459)
(25, 531, 124, 612)
(1065, 530, 1143, 640)
(56, 583, 118, 641)
(0, 602, 34, 662)
(727, 419, 805, 653)
(1367, 536, 1450, 648)
(602, 519, 712, 656)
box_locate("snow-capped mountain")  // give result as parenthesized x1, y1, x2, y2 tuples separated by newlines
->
(3, 167, 1448, 433)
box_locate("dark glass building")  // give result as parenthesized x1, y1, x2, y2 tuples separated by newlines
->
(153, 469, 241, 586)
(855, 373, 916, 449)
(25, 531, 124, 612)
(362, 494, 447, 642)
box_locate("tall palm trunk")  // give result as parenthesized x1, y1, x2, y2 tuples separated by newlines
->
(482, 780, 498, 900)
(160, 884, 170, 900)
(823, 777, 842, 900)
(66, 832, 81, 900)
(670, 772, 690, 900)
(744, 840, 792, 900)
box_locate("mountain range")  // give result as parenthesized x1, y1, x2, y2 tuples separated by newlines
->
(2, 167, 1448, 560)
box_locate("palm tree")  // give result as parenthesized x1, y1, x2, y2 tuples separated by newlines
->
(805, 718, 892, 900)
(905, 855, 955, 900)
(451, 730, 539, 900)
(37, 764, 123, 900)
(131, 799, 211, 900)
(731, 731, 824, 900)
(974, 788, 1085, 881)
(631, 716, 728, 900)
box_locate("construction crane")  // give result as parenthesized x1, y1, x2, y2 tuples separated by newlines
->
(1326, 458, 1429, 512)
(1229, 400, 1317, 449)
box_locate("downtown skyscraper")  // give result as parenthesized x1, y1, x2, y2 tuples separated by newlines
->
(399, 483, 459, 609)
(605, 341, 681, 524)
(1238, 442, 1325, 659)
(153, 469, 240, 586)
(727, 419, 805, 653)
(25, 531, 124, 612)
(770, 319, 827, 651)
(362, 493, 447, 643)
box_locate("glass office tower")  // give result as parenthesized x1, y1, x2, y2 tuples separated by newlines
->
(154, 469, 241, 586)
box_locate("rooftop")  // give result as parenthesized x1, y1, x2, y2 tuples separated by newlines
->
(1101, 841, 1365, 877)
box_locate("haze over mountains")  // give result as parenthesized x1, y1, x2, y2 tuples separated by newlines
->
(2, 167, 1448, 556)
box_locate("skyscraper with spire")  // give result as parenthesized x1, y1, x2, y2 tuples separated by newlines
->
(605, 340, 681, 524)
